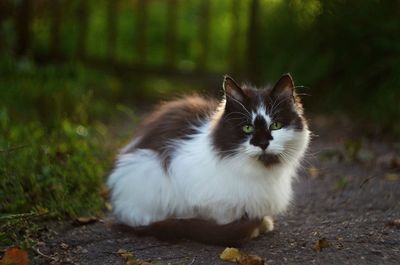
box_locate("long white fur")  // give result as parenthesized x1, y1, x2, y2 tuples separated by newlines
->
(108, 103, 310, 226)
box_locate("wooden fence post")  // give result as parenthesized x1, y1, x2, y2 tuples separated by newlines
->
(229, 0, 240, 74)
(136, 0, 148, 64)
(50, 0, 62, 59)
(247, 0, 261, 85)
(77, 0, 88, 60)
(15, 0, 32, 58)
(196, 0, 210, 71)
(165, 0, 178, 68)
(0, 0, 9, 54)
(107, 0, 118, 61)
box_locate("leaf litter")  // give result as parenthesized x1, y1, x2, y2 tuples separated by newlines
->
(313, 238, 330, 252)
(220, 247, 265, 264)
(0, 246, 29, 265)
(117, 249, 154, 265)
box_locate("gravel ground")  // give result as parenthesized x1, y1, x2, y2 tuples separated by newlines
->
(34, 117, 400, 265)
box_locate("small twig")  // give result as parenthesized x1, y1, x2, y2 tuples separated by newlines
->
(359, 175, 376, 188)
(188, 257, 196, 265)
(35, 247, 57, 261)
(0, 144, 29, 153)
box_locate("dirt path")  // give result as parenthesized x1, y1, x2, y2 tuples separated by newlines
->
(35, 118, 400, 264)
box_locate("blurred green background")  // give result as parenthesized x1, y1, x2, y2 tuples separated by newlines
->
(1, 0, 399, 248)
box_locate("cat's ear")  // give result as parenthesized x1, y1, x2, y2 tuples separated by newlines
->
(271, 73, 295, 99)
(223, 75, 246, 103)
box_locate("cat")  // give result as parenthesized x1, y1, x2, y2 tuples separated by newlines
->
(107, 74, 310, 245)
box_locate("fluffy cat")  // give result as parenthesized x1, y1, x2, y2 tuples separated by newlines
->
(108, 74, 310, 245)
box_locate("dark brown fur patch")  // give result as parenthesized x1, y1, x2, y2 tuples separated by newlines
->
(132, 218, 263, 246)
(124, 95, 218, 170)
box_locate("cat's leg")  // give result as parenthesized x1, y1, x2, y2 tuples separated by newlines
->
(249, 216, 274, 239)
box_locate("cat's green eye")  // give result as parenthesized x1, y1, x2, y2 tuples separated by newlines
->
(242, 125, 254, 134)
(270, 122, 283, 130)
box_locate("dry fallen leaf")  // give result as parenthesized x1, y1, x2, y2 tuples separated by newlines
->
(1, 246, 29, 265)
(313, 238, 330, 252)
(117, 249, 133, 259)
(385, 219, 400, 228)
(60, 242, 69, 250)
(384, 173, 400, 182)
(219, 247, 241, 262)
(117, 249, 149, 265)
(308, 166, 320, 178)
(238, 254, 265, 265)
(75, 216, 98, 225)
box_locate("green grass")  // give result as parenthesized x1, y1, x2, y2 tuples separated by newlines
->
(0, 116, 109, 216)
(0, 58, 136, 249)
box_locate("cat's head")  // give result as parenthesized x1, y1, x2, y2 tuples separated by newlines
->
(213, 74, 309, 166)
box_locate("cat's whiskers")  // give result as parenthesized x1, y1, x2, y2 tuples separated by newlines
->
(226, 95, 251, 116)
(223, 111, 249, 117)
(268, 96, 283, 116)
(268, 96, 280, 116)
(287, 143, 314, 167)
(277, 153, 292, 165)
(279, 148, 303, 165)
(282, 145, 300, 155)
(266, 95, 275, 116)
(216, 147, 241, 156)
(222, 117, 249, 124)
(280, 149, 309, 171)
(222, 111, 250, 121)
(270, 97, 291, 116)
(269, 108, 286, 117)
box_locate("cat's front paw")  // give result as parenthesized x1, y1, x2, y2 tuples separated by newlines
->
(249, 216, 274, 239)
(259, 216, 274, 233)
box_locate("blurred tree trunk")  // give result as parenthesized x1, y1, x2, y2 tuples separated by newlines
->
(50, 0, 62, 59)
(247, 0, 261, 85)
(136, 0, 148, 64)
(229, 0, 240, 74)
(165, 0, 178, 68)
(76, 0, 88, 60)
(15, 0, 32, 58)
(107, 0, 118, 61)
(0, 0, 9, 54)
(196, 0, 210, 71)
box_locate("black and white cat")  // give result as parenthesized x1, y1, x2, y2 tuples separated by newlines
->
(108, 74, 310, 244)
